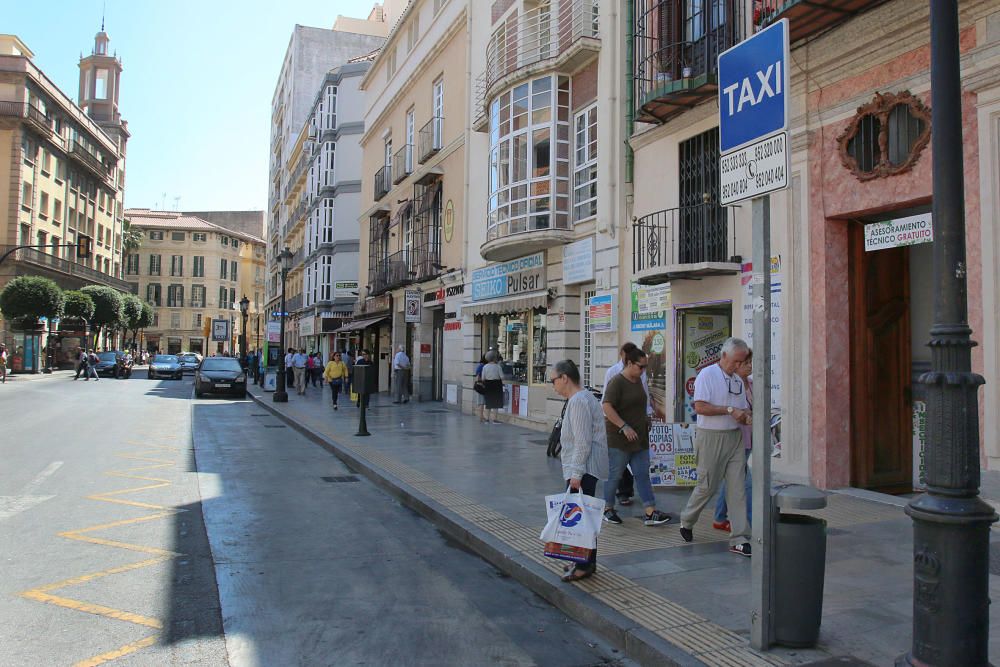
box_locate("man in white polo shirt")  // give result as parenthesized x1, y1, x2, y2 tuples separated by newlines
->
(678, 337, 753, 556)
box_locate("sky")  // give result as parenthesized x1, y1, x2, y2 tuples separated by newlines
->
(7, 0, 380, 212)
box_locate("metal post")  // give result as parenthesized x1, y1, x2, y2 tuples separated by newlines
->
(240, 311, 248, 364)
(900, 3, 997, 665)
(750, 195, 774, 650)
(273, 270, 289, 403)
(356, 392, 371, 437)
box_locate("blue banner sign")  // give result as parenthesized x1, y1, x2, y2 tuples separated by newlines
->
(471, 252, 545, 301)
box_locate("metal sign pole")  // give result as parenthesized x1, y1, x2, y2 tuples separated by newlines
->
(750, 194, 773, 650)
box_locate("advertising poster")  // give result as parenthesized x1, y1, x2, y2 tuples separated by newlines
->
(630, 281, 666, 331)
(267, 321, 281, 344)
(588, 293, 615, 333)
(649, 422, 698, 487)
(679, 312, 731, 422)
(741, 257, 782, 409)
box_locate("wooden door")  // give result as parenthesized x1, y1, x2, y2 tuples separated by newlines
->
(849, 224, 913, 491)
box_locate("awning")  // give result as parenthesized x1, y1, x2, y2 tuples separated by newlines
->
(460, 291, 549, 317)
(331, 315, 389, 333)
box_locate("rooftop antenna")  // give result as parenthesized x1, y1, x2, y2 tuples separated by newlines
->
(101, 0, 106, 31)
(173, 196, 181, 211)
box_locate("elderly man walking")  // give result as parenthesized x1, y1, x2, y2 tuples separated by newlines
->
(391, 345, 411, 404)
(292, 348, 309, 395)
(678, 337, 753, 557)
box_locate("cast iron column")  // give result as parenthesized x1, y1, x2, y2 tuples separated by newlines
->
(273, 270, 289, 403)
(901, 3, 997, 665)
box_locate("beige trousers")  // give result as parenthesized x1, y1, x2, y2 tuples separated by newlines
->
(293, 366, 306, 393)
(679, 428, 750, 547)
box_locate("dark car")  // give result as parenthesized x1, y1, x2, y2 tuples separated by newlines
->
(177, 353, 201, 374)
(194, 357, 248, 398)
(148, 354, 183, 380)
(94, 351, 122, 377)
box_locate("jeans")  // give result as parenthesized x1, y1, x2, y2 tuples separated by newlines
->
(568, 474, 599, 568)
(330, 380, 343, 405)
(604, 447, 656, 510)
(714, 449, 752, 525)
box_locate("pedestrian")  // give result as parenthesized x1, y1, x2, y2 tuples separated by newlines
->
(74, 347, 87, 380)
(342, 349, 354, 397)
(306, 352, 317, 387)
(550, 359, 608, 583)
(284, 347, 295, 388)
(292, 348, 308, 395)
(0, 344, 7, 384)
(603, 342, 656, 507)
(84, 349, 100, 381)
(323, 351, 349, 409)
(677, 337, 753, 557)
(601, 347, 671, 526)
(474, 354, 487, 423)
(480, 350, 504, 423)
(713, 348, 754, 531)
(391, 344, 411, 404)
(313, 350, 325, 388)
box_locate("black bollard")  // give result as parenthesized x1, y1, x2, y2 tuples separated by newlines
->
(356, 392, 371, 437)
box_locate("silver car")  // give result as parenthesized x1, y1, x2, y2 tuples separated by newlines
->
(148, 354, 183, 380)
(177, 353, 201, 374)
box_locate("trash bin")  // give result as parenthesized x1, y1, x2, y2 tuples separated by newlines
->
(772, 484, 827, 648)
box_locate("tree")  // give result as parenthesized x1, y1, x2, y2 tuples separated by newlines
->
(0, 276, 64, 328)
(122, 218, 143, 254)
(63, 290, 96, 324)
(80, 285, 124, 348)
(120, 293, 145, 350)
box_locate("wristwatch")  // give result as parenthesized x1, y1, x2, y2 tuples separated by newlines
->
(726, 406, 734, 415)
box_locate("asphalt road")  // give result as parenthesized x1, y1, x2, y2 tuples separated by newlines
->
(0, 371, 631, 667)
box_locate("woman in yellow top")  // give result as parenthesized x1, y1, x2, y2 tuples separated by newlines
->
(322, 352, 349, 409)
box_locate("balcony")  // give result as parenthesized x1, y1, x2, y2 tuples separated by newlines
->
(632, 204, 740, 284)
(68, 140, 112, 181)
(368, 250, 415, 296)
(418, 117, 443, 164)
(755, 0, 885, 42)
(392, 145, 413, 185)
(6, 245, 134, 293)
(0, 101, 54, 137)
(633, 1, 746, 124)
(285, 293, 303, 313)
(374, 165, 392, 200)
(475, 0, 600, 130)
(481, 211, 573, 263)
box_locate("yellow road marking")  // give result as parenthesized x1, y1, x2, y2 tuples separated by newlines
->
(26, 557, 168, 593)
(21, 590, 162, 628)
(74, 635, 159, 667)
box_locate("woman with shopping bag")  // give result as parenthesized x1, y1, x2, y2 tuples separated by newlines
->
(547, 359, 609, 582)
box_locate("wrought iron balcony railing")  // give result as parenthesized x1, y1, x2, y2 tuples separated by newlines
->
(632, 203, 737, 276)
(374, 165, 392, 200)
(754, 0, 884, 42)
(392, 145, 413, 185)
(68, 140, 110, 178)
(418, 117, 443, 164)
(0, 101, 54, 136)
(5, 245, 134, 292)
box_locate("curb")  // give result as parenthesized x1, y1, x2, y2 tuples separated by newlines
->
(250, 391, 704, 667)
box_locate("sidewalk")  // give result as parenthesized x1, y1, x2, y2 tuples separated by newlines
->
(248, 384, 1000, 667)
(1, 369, 76, 383)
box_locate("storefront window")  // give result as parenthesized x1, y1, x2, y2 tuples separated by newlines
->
(480, 309, 547, 385)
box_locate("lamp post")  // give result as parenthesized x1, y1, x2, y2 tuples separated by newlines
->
(273, 247, 293, 403)
(239, 295, 250, 366)
(899, 4, 998, 665)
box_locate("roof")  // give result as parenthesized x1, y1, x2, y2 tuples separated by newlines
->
(124, 209, 264, 244)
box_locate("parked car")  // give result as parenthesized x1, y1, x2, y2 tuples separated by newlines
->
(94, 351, 122, 377)
(148, 354, 183, 380)
(177, 353, 201, 374)
(194, 357, 248, 398)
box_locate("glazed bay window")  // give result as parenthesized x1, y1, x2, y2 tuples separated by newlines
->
(573, 105, 598, 221)
(487, 75, 571, 241)
(480, 310, 548, 385)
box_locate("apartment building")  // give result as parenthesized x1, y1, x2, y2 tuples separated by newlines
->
(355, 0, 469, 398)
(266, 13, 390, 353)
(627, 0, 1000, 489)
(124, 210, 264, 356)
(0, 32, 132, 361)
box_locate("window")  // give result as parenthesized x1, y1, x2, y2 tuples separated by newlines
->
(193, 255, 204, 277)
(21, 182, 32, 212)
(220, 258, 228, 280)
(433, 77, 444, 137)
(218, 286, 228, 308)
(573, 105, 598, 221)
(167, 285, 184, 308)
(487, 75, 571, 241)
(320, 141, 335, 188)
(147, 283, 161, 306)
(405, 109, 415, 173)
(170, 312, 181, 329)
(407, 14, 420, 51)
(126, 254, 139, 275)
(232, 239, 240, 250)
(97, 224, 105, 247)
(221, 236, 230, 246)
(149, 254, 162, 275)
(582, 290, 596, 388)
(193, 313, 203, 329)
(170, 255, 184, 277)
(320, 256, 332, 301)
(171, 231, 185, 241)
(149, 230, 164, 240)
(386, 46, 397, 79)
(51, 236, 60, 256)
(38, 192, 49, 219)
(434, 0, 446, 13)
(839, 91, 931, 181)
(230, 288, 236, 308)
(231, 262, 238, 283)
(193, 232, 207, 242)
(480, 310, 548, 385)
(37, 230, 47, 249)
(321, 84, 337, 130)
(320, 199, 334, 244)
(41, 150, 51, 175)
(53, 199, 62, 224)
(191, 285, 206, 308)
(678, 127, 727, 263)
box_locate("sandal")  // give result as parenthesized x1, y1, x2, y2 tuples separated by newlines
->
(561, 565, 595, 582)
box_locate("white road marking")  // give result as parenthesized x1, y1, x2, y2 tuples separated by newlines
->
(0, 461, 63, 522)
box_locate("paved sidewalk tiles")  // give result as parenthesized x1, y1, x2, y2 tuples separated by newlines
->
(246, 385, 1000, 666)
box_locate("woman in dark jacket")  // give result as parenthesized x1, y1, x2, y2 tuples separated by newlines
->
(480, 350, 504, 423)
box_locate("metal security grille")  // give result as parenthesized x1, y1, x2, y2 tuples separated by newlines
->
(678, 127, 727, 264)
(582, 289, 596, 388)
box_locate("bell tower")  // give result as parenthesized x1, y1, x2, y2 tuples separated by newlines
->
(78, 27, 123, 125)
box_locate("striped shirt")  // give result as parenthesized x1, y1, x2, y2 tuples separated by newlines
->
(560, 389, 609, 482)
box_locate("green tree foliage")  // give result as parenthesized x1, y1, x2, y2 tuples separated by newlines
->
(0, 276, 64, 325)
(122, 218, 143, 254)
(121, 293, 143, 330)
(138, 302, 154, 329)
(80, 285, 124, 341)
(63, 290, 96, 322)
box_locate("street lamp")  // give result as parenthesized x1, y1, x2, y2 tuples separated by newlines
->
(239, 295, 250, 365)
(273, 247, 293, 403)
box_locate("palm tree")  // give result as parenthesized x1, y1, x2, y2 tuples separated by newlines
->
(122, 218, 143, 254)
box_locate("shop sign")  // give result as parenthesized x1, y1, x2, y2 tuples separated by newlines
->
(679, 311, 731, 422)
(445, 284, 465, 298)
(444, 320, 462, 332)
(864, 213, 933, 251)
(443, 200, 455, 243)
(563, 237, 594, 285)
(424, 287, 445, 307)
(211, 319, 230, 342)
(471, 252, 545, 301)
(741, 257, 782, 410)
(588, 293, 615, 332)
(635, 283, 671, 314)
(266, 321, 281, 343)
(649, 422, 698, 487)
(334, 281, 359, 298)
(364, 294, 391, 315)
(420, 343, 432, 358)
(404, 290, 422, 323)
(630, 281, 666, 331)
(299, 317, 315, 337)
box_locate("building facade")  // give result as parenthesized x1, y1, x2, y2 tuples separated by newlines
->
(0, 32, 132, 368)
(124, 210, 264, 356)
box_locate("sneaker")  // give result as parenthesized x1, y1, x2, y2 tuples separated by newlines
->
(333, 405, 338, 410)
(603, 509, 623, 525)
(617, 496, 633, 506)
(679, 526, 694, 542)
(712, 519, 732, 532)
(730, 542, 752, 557)
(643, 510, 672, 526)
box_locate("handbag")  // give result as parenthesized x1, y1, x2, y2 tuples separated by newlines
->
(546, 401, 567, 458)
(540, 487, 605, 563)
(473, 380, 486, 395)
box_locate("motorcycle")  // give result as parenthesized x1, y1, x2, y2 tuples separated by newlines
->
(116, 355, 134, 379)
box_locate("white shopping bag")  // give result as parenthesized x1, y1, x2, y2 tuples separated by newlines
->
(539, 487, 605, 549)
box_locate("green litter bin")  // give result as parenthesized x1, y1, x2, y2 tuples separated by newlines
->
(772, 484, 828, 648)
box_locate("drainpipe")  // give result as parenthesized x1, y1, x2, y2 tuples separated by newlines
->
(624, 0, 635, 186)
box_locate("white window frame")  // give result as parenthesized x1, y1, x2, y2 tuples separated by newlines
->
(573, 104, 598, 222)
(405, 108, 415, 173)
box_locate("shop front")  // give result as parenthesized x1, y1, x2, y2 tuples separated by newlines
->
(334, 293, 392, 393)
